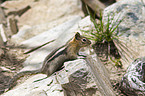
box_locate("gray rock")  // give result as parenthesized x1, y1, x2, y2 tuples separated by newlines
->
(60, 60, 98, 96)
(2, 0, 83, 27)
(2, 59, 98, 96)
(7, 0, 84, 44)
(103, 0, 145, 42)
(120, 57, 145, 95)
(11, 15, 81, 44)
(103, 0, 145, 68)
(19, 16, 81, 71)
(103, 0, 145, 95)
(2, 74, 64, 96)
(20, 16, 92, 71)
(2, 16, 99, 96)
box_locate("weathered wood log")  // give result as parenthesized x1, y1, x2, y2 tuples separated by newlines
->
(82, 0, 106, 17)
(85, 52, 116, 96)
(8, 17, 18, 35)
(7, 5, 31, 16)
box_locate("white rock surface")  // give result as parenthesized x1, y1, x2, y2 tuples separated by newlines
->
(20, 16, 81, 71)
(103, 0, 145, 61)
(2, 74, 64, 96)
(2, 59, 98, 96)
(4, 0, 84, 44)
(103, 0, 145, 95)
(2, 16, 97, 96)
(2, 0, 83, 27)
(10, 15, 82, 44)
(20, 16, 93, 71)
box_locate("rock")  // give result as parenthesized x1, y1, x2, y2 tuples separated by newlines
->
(3, 0, 84, 44)
(103, 0, 145, 95)
(10, 15, 81, 44)
(119, 57, 145, 95)
(2, 16, 99, 96)
(20, 16, 92, 71)
(103, 0, 145, 67)
(59, 59, 99, 96)
(20, 16, 82, 71)
(1, 0, 34, 15)
(2, 59, 99, 96)
(2, 74, 64, 96)
(2, 0, 83, 31)
(18, 0, 83, 27)
(25, 90, 47, 96)
(103, 0, 145, 39)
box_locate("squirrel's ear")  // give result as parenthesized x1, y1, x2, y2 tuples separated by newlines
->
(75, 32, 81, 40)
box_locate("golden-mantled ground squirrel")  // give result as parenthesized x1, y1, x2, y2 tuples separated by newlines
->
(7, 32, 91, 91)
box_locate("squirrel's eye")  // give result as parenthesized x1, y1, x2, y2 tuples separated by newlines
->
(82, 38, 86, 42)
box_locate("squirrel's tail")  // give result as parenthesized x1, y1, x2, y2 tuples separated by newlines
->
(5, 70, 41, 92)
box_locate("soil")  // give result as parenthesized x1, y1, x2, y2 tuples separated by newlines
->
(0, 44, 27, 95)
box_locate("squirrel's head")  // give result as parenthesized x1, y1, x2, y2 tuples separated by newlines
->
(74, 32, 91, 47)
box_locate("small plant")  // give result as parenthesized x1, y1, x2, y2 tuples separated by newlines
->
(81, 10, 123, 43)
(80, 6, 125, 67)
